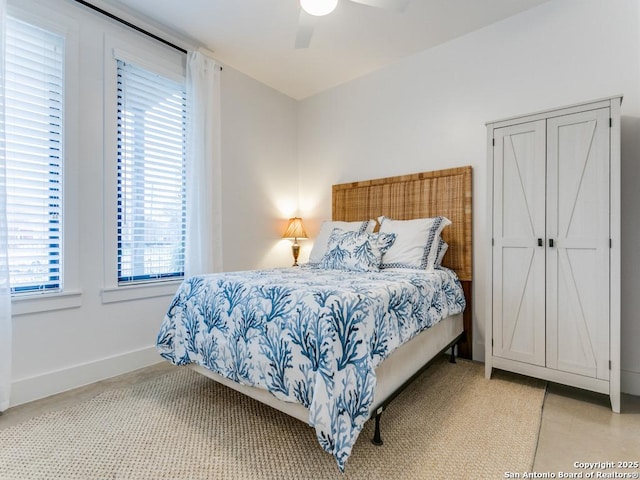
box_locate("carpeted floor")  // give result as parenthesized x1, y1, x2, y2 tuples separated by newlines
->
(0, 356, 545, 480)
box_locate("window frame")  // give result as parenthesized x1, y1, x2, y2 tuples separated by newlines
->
(101, 37, 186, 304)
(115, 58, 187, 286)
(7, 2, 81, 315)
(5, 14, 65, 295)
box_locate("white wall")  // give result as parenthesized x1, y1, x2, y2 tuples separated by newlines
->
(9, 0, 298, 406)
(297, 0, 640, 394)
(220, 67, 300, 272)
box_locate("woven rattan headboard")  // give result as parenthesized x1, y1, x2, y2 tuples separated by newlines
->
(332, 166, 473, 282)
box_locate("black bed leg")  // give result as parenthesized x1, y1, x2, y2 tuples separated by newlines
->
(449, 344, 457, 363)
(372, 412, 384, 446)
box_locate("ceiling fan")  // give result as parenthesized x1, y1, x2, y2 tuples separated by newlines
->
(295, 0, 410, 49)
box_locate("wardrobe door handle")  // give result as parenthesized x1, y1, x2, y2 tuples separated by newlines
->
(537, 238, 543, 247)
(549, 239, 555, 248)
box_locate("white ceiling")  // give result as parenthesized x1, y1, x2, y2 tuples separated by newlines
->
(100, 0, 550, 100)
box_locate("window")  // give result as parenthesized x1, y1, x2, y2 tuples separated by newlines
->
(116, 59, 187, 284)
(4, 16, 64, 294)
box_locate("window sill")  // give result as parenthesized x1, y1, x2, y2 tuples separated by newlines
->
(101, 280, 182, 304)
(12, 290, 83, 316)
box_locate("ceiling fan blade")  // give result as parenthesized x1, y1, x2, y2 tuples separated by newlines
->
(348, 0, 410, 13)
(295, 10, 315, 49)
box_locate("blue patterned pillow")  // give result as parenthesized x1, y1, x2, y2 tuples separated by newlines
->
(320, 228, 396, 272)
(308, 220, 375, 264)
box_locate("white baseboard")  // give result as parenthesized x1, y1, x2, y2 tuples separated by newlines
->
(10, 347, 638, 409)
(622, 368, 640, 396)
(10, 346, 163, 407)
(473, 340, 485, 363)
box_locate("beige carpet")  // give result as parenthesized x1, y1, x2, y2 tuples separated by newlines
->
(0, 357, 545, 480)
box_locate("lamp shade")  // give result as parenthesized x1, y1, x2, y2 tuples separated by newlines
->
(282, 217, 308, 239)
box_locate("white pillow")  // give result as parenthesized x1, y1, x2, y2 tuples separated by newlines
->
(308, 220, 375, 264)
(378, 216, 451, 271)
(435, 238, 448, 267)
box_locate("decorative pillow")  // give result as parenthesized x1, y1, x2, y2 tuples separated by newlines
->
(377, 216, 451, 271)
(308, 220, 375, 264)
(320, 228, 396, 272)
(435, 238, 448, 267)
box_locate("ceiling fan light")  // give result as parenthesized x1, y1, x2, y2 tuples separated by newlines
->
(300, 0, 339, 16)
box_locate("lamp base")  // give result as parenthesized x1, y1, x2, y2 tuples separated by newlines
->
(291, 243, 300, 267)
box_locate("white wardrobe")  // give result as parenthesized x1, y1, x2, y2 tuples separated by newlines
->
(485, 96, 622, 412)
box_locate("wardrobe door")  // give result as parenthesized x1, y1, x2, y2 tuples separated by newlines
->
(492, 120, 546, 366)
(546, 108, 610, 379)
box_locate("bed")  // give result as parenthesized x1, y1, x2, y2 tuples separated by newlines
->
(156, 166, 473, 471)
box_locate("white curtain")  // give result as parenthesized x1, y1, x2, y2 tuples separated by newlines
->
(185, 50, 223, 277)
(0, 0, 13, 413)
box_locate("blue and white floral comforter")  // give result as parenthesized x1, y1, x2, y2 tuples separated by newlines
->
(156, 265, 465, 470)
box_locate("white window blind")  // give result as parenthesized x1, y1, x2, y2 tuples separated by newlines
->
(116, 59, 186, 284)
(5, 16, 64, 294)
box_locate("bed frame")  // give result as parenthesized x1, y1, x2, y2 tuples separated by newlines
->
(190, 165, 473, 448)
